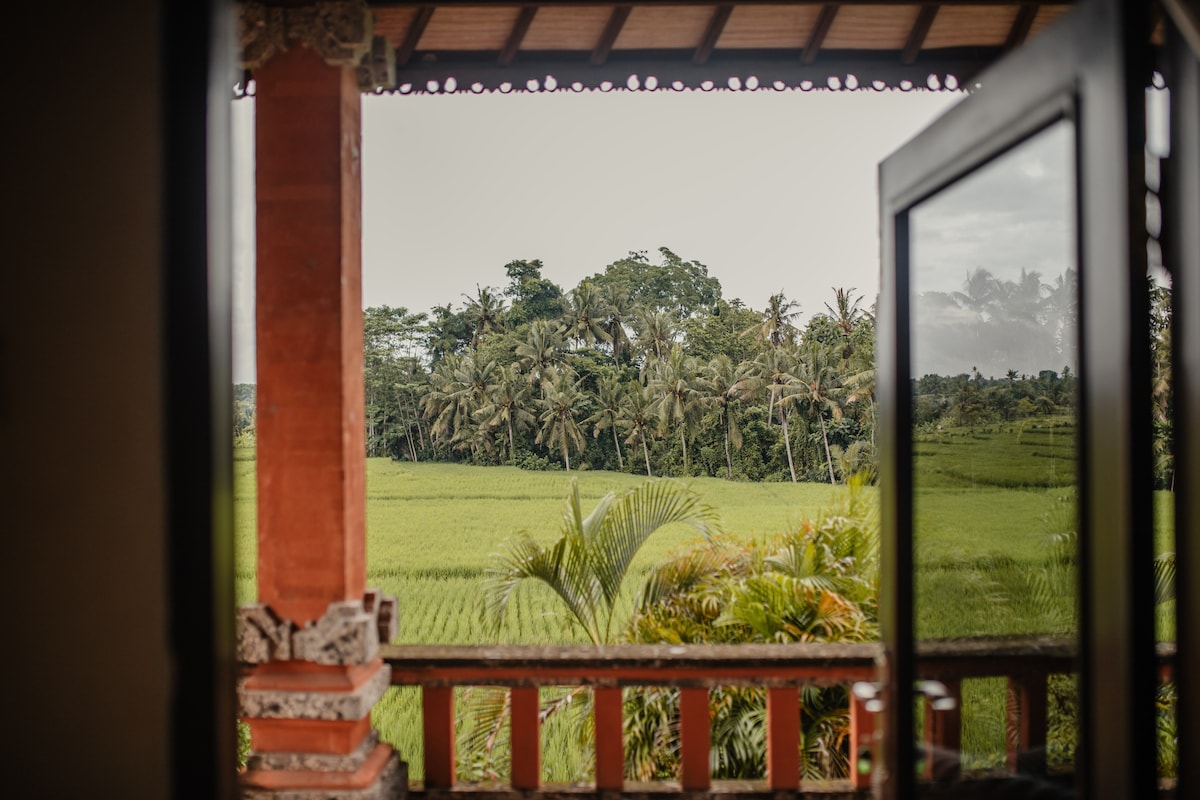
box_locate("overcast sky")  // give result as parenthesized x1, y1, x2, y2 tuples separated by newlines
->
(231, 87, 961, 382)
(911, 120, 1077, 379)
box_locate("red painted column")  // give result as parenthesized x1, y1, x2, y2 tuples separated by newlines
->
(239, 41, 402, 799)
(255, 45, 366, 627)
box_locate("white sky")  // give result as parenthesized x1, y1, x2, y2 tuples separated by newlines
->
(231, 88, 961, 383)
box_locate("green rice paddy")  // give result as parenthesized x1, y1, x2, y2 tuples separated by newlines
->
(233, 420, 1175, 780)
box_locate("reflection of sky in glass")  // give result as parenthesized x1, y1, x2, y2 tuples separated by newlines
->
(910, 121, 1076, 379)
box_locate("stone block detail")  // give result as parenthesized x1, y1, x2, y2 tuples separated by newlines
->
(248, 732, 379, 773)
(239, 663, 391, 721)
(238, 591, 396, 666)
(357, 35, 396, 91)
(242, 751, 407, 800)
(292, 601, 379, 665)
(239, 604, 295, 663)
(377, 595, 398, 644)
(239, 0, 374, 70)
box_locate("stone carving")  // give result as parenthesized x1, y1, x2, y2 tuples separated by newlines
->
(248, 732, 379, 773)
(237, 590, 398, 665)
(357, 34, 397, 93)
(238, 1, 395, 90)
(291, 601, 379, 665)
(362, 588, 399, 644)
(242, 756, 406, 800)
(239, 662, 391, 720)
(238, 604, 294, 663)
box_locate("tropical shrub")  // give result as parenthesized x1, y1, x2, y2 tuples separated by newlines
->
(622, 477, 879, 780)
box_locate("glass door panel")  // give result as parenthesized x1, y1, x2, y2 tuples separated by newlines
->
(908, 120, 1079, 788)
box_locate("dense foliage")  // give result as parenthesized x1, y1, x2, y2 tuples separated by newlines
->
(355, 249, 884, 484)
(236, 252, 1174, 489)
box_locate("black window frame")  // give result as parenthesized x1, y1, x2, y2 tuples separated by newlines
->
(877, 1, 1156, 798)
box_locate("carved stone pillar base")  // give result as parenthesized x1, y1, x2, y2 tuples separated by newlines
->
(242, 746, 406, 800)
(238, 594, 404, 799)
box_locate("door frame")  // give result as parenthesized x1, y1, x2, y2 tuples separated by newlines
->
(877, 1, 1155, 798)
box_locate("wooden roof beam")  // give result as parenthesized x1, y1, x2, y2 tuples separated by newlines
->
(1003, 3, 1039, 52)
(396, 5, 435, 67)
(902, 4, 940, 65)
(802, 4, 839, 65)
(693, 4, 734, 65)
(370, 2, 1076, 8)
(592, 5, 632, 67)
(498, 6, 538, 65)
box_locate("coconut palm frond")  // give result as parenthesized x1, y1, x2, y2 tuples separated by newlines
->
(1155, 551, 1176, 605)
(636, 545, 737, 613)
(590, 480, 722, 612)
(456, 686, 511, 782)
(483, 532, 602, 644)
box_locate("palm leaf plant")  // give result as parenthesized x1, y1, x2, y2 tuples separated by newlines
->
(484, 478, 722, 645)
(464, 479, 722, 783)
(623, 479, 879, 781)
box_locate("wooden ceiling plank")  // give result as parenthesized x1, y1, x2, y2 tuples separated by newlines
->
(693, 4, 734, 65)
(396, 5, 435, 66)
(902, 4, 940, 64)
(591, 5, 633, 66)
(1004, 3, 1039, 51)
(499, 6, 538, 65)
(370, 2, 1077, 8)
(801, 4, 840, 65)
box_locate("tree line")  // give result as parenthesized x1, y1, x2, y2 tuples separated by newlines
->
(234, 250, 1175, 488)
(360, 248, 876, 483)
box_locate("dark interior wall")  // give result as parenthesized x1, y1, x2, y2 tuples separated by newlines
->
(2, 1, 172, 796)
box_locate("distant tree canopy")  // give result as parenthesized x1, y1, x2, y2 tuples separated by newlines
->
(233, 251, 1175, 491)
(588, 247, 722, 320)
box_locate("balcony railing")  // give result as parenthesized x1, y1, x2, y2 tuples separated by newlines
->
(381, 639, 1177, 797)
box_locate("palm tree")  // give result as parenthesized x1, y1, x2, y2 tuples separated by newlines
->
(561, 280, 612, 349)
(516, 319, 567, 391)
(744, 292, 800, 348)
(620, 381, 660, 477)
(536, 373, 588, 470)
(737, 346, 801, 482)
(586, 373, 627, 471)
(462, 285, 507, 349)
(647, 344, 701, 474)
(633, 308, 676, 362)
(484, 479, 722, 645)
(823, 287, 867, 365)
(423, 353, 471, 449)
(795, 343, 843, 485)
(475, 364, 536, 462)
(698, 354, 750, 479)
(599, 284, 633, 365)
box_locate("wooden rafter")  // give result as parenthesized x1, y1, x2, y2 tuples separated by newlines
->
(693, 4, 734, 65)
(498, 6, 538, 65)
(1003, 3, 1039, 52)
(902, 4, 940, 64)
(591, 5, 633, 66)
(369, 1, 1076, 8)
(801, 4, 839, 65)
(396, 5, 435, 67)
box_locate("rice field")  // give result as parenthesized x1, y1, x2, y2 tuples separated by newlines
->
(233, 441, 1176, 780)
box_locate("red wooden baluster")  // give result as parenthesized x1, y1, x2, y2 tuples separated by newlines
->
(594, 687, 624, 790)
(766, 687, 801, 790)
(848, 690, 873, 789)
(423, 686, 456, 788)
(1006, 672, 1048, 777)
(679, 687, 711, 790)
(924, 678, 962, 781)
(511, 686, 541, 789)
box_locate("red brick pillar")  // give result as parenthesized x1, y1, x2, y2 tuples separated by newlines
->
(236, 5, 400, 798)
